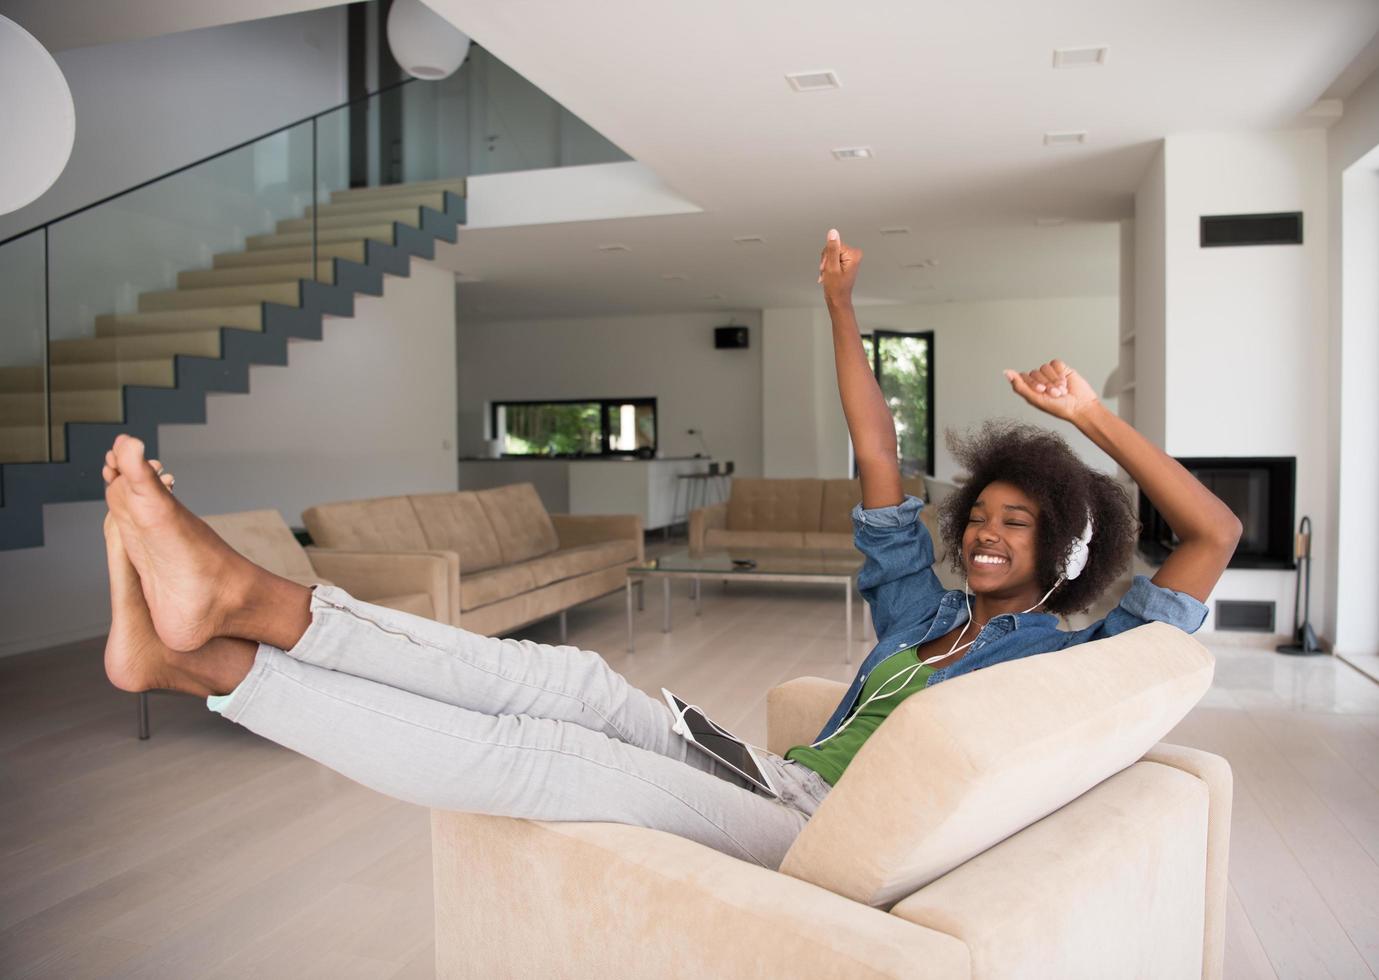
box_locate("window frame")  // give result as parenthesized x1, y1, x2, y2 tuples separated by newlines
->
(858, 329, 935, 479)
(489, 397, 659, 457)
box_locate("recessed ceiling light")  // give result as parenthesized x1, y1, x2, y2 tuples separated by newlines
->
(1035, 217, 1066, 227)
(786, 70, 841, 92)
(707, 293, 725, 300)
(733, 235, 766, 245)
(902, 258, 937, 269)
(661, 273, 689, 281)
(832, 146, 874, 161)
(879, 226, 911, 236)
(1043, 131, 1088, 147)
(1052, 46, 1109, 69)
(598, 243, 630, 252)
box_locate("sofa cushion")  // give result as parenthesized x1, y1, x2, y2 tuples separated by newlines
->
(779, 622, 1215, 908)
(409, 491, 505, 573)
(460, 565, 539, 612)
(521, 539, 640, 589)
(704, 529, 807, 550)
(371, 591, 436, 619)
(302, 496, 429, 552)
(726, 479, 824, 533)
(205, 510, 318, 587)
(802, 531, 854, 550)
(476, 483, 559, 565)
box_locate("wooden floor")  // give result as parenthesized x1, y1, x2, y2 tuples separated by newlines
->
(1, 577, 1377, 979)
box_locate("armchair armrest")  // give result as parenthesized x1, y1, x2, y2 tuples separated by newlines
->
(766, 677, 849, 756)
(550, 513, 644, 562)
(305, 547, 459, 625)
(432, 812, 969, 979)
(688, 501, 727, 554)
(1143, 742, 1233, 980)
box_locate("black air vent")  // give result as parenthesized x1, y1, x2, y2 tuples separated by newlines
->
(1200, 212, 1303, 248)
(1216, 600, 1276, 633)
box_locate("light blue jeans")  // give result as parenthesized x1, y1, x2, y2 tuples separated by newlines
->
(217, 586, 831, 868)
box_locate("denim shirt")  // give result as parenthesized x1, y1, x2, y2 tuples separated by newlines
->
(814, 495, 1209, 743)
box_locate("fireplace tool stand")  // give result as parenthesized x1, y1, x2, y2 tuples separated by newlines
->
(1276, 515, 1321, 655)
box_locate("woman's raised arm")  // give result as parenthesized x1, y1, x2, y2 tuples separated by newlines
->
(819, 229, 903, 509)
(1005, 359, 1242, 602)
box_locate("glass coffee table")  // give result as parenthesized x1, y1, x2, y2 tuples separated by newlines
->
(625, 547, 869, 662)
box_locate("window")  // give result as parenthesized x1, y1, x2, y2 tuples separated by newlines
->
(858, 331, 934, 477)
(491, 398, 657, 456)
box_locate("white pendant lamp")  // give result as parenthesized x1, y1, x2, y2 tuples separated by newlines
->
(387, 0, 472, 80)
(0, 16, 75, 216)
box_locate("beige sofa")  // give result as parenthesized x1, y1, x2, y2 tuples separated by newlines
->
(204, 509, 452, 620)
(301, 483, 643, 637)
(432, 622, 1231, 978)
(690, 477, 959, 588)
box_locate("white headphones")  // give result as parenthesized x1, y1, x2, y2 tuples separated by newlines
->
(1061, 514, 1094, 582)
(808, 514, 1095, 751)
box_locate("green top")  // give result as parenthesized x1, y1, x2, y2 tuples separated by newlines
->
(786, 648, 934, 785)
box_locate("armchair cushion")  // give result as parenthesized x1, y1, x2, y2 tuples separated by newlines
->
(432, 812, 971, 980)
(779, 622, 1214, 908)
(409, 491, 504, 573)
(688, 501, 727, 554)
(205, 509, 319, 587)
(476, 483, 559, 564)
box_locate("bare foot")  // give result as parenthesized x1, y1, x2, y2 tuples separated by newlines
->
(103, 515, 256, 696)
(103, 435, 314, 653)
(104, 435, 256, 652)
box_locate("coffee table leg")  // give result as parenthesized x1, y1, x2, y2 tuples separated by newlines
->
(844, 580, 853, 665)
(694, 576, 702, 616)
(626, 578, 635, 652)
(663, 578, 672, 633)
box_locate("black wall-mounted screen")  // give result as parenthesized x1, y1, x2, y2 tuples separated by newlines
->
(1139, 457, 1295, 569)
(1200, 212, 1303, 247)
(714, 326, 750, 349)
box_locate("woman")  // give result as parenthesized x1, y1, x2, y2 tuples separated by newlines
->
(99, 229, 1239, 871)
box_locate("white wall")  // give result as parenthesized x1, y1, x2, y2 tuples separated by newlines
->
(1133, 130, 1330, 638)
(0, 8, 348, 241)
(0, 261, 458, 657)
(1327, 64, 1379, 656)
(761, 297, 1120, 484)
(456, 310, 763, 475)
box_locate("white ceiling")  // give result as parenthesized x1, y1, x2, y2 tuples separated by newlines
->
(10, 0, 1379, 319)
(420, 0, 1379, 320)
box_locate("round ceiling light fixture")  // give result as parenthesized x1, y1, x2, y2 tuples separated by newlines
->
(387, 0, 472, 80)
(0, 16, 75, 216)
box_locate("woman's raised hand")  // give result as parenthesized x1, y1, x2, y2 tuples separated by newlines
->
(818, 228, 863, 308)
(1003, 359, 1100, 422)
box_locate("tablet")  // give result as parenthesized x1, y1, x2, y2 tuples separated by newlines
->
(662, 689, 778, 798)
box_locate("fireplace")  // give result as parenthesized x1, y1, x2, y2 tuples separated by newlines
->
(1138, 457, 1296, 570)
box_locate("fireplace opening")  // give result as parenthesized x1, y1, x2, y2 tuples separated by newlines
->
(1138, 457, 1296, 570)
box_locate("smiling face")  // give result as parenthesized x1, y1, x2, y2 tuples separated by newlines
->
(962, 480, 1044, 602)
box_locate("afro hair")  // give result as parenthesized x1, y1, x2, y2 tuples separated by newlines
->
(936, 419, 1137, 615)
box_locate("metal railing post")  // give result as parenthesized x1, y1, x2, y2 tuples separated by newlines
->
(42, 227, 51, 463)
(312, 116, 319, 280)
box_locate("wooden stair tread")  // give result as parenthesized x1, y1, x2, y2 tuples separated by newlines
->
(305, 191, 448, 217)
(179, 262, 335, 289)
(95, 306, 262, 337)
(245, 225, 396, 250)
(137, 282, 300, 313)
(0, 390, 124, 425)
(276, 207, 424, 233)
(329, 177, 466, 204)
(50, 330, 226, 364)
(213, 241, 367, 269)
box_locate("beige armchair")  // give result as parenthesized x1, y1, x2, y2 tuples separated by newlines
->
(432, 622, 1231, 978)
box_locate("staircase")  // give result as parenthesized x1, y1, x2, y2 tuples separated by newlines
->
(0, 178, 466, 550)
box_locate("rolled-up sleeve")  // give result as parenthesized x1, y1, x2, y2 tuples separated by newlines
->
(1079, 574, 1209, 641)
(853, 495, 945, 639)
